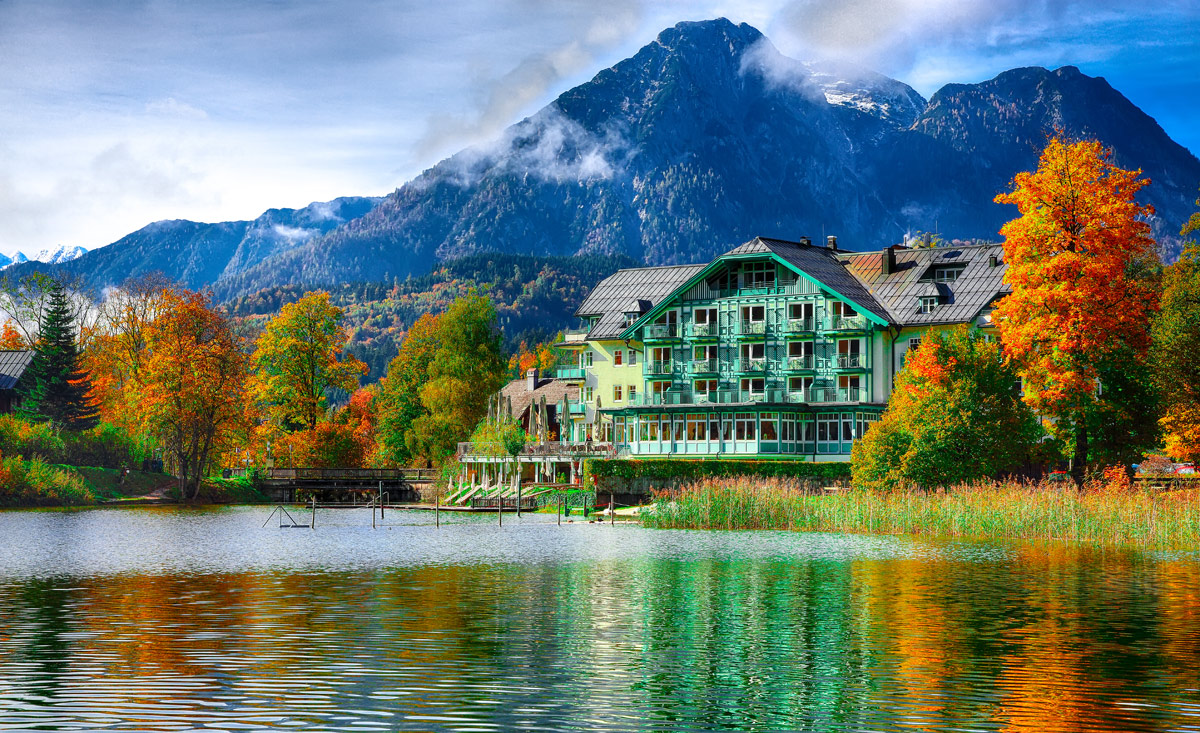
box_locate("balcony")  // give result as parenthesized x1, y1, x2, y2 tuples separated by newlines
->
(690, 358, 718, 374)
(734, 358, 766, 373)
(554, 366, 586, 380)
(786, 317, 815, 333)
(645, 360, 674, 376)
(825, 315, 869, 331)
(807, 386, 862, 403)
(835, 353, 864, 369)
(644, 323, 679, 340)
(786, 355, 815, 371)
(688, 322, 718, 339)
(568, 401, 587, 415)
(737, 320, 767, 339)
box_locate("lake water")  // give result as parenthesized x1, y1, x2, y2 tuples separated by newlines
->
(0, 506, 1197, 732)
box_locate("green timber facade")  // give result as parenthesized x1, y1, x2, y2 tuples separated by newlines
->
(554, 236, 1008, 462)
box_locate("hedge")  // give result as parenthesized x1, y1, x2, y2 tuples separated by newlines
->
(583, 458, 852, 485)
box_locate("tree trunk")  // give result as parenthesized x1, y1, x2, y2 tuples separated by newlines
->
(1072, 420, 1088, 488)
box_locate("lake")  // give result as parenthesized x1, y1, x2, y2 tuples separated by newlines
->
(0, 506, 1197, 732)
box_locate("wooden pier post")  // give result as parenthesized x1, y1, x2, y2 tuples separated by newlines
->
(435, 493, 440, 528)
(311, 496, 316, 529)
(378, 481, 384, 520)
(610, 494, 614, 526)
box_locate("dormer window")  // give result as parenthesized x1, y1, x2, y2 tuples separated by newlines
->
(740, 261, 776, 289)
(922, 265, 966, 283)
(918, 296, 940, 314)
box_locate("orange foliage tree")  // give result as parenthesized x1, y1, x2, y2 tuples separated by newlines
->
(138, 290, 249, 499)
(993, 137, 1159, 483)
(507, 336, 562, 378)
(0, 320, 26, 349)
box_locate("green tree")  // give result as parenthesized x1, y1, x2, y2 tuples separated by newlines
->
(852, 326, 1041, 490)
(375, 312, 441, 465)
(1152, 190, 1200, 461)
(250, 291, 366, 430)
(17, 281, 99, 430)
(409, 295, 506, 465)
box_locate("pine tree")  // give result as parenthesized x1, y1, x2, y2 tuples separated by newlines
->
(18, 282, 99, 430)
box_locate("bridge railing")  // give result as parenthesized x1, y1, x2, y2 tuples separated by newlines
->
(266, 468, 438, 481)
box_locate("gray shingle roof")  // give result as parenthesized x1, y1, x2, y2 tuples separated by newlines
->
(842, 243, 1008, 326)
(731, 238, 891, 323)
(0, 350, 32, 391)
(576, 264, 705, 339)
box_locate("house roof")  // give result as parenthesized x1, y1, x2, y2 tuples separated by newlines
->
(499, 375, 580, 426)
(575, 264, 705, 339)
(0, 350, 32, 390)
(842, 243, 1009, 326)
(730, 238, 892, 323)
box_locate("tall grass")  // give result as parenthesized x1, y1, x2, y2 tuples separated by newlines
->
(0, 453, 95, 507)
(642, 477, 1200, 549)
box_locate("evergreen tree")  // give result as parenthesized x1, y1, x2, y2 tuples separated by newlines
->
(17, 282, 99, 430)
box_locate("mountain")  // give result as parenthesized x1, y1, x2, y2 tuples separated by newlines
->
(7, 196, 381, 290)
(217, 19, 1199, 295)
(23, 18, 1200, 298)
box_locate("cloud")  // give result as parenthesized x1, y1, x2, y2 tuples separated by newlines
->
(144, 97, 208, 120)
(414, 0, 643, 160)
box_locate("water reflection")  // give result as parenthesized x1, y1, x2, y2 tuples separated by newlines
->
(0, 508, 1196, 731)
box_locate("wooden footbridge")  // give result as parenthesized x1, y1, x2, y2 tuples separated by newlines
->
(263, 468, 437, 504)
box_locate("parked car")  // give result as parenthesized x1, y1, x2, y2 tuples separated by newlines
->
(1175, 463, 1195, 475)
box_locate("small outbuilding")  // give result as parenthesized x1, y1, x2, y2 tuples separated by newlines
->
(0, 350, 33, 414)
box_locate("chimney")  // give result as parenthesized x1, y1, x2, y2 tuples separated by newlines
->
(989, 254, 999, 268)
(526, 368, 539, 392)
(882, 245, 895, 275)
(922, 232, 932, 247)
(827, 235, 838, 251)
(799, 236, 811, 247)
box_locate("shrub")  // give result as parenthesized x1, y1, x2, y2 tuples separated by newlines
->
(0, 414, 64, 460)
(0, 415, 148, 469)
(0, 451, 94, 507)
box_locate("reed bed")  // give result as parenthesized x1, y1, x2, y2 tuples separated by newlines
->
(641, 477, 1200, 550)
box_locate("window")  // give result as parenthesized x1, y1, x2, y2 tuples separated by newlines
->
(694, 379, 718, 397)
(674, 417, 685, 442)
(583, 387, 594, 403)
(687, 414, 705, 441)
(740, 262, 776, 289)
(831, 302, 857, 319)
(789, 302, 814, 321)
(740, 343, 765, 362)
(694, 307, 717, 324)
(735, 412, 757, 441)
(613, 385, 623, 402)
(817, 413, 839, 445)
(614, 349, 623, 366)
(740, 377, 765, 396)
(628, 350, 637, 365)
(789, 376, 814, 396)
(614, 416, 625, 444)
(781, 414, 797, 442)
(709, 415, 721, 441)
(922, 265, 966, 283)
(840, 375, 861, 400)
(918, 296, 939, 314)
(693, 344, 715, 360)
(789, 341, 814, 357)
(800, 416, 815, 444)
(741, 305, 766, 322)
(842, 412, 855, 443)
(760, 413, 778, 441)
(628, 384, 637, 402)
(855, 412, 878, 441)
(585, 350, 593, 367)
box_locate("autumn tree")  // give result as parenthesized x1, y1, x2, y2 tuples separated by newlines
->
(852, 326, 1041, 489)
(375, 312, 441, 465)
(507, 335, 563, 379)
(0, 321, 26, 349)
(139, 290, 249, 499)
(408, 295, 507, 465)
(1153, 191, 1200, 461)
(84, 274, 180, 434)
(17, 281, 99, 430)
(250, 291, 365, 431)
(993, 137, 1159, 484)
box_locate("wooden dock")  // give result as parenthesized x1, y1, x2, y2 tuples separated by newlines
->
(263, 468, 437, 503)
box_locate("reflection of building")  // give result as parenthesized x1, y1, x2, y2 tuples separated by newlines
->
(553, 236, 1008, 461)
(0, 350, 32, 414)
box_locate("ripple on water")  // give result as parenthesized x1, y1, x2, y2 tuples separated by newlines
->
(0, 506, 1196, 731)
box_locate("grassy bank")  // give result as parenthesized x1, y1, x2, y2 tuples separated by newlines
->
(642, 477, 1200, 549)
(0, 455, 95, 507)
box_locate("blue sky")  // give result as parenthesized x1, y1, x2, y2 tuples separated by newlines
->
(1, 0, 1197, 257)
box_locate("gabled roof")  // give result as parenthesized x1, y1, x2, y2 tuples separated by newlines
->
(618, 237, 892, 339)
(737, 238, 891, 323)
(499, 376, 580, 431)
(575, 264, 705, 339)
(842, 243, 1009, 326)
(0, 350, 32, 390)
